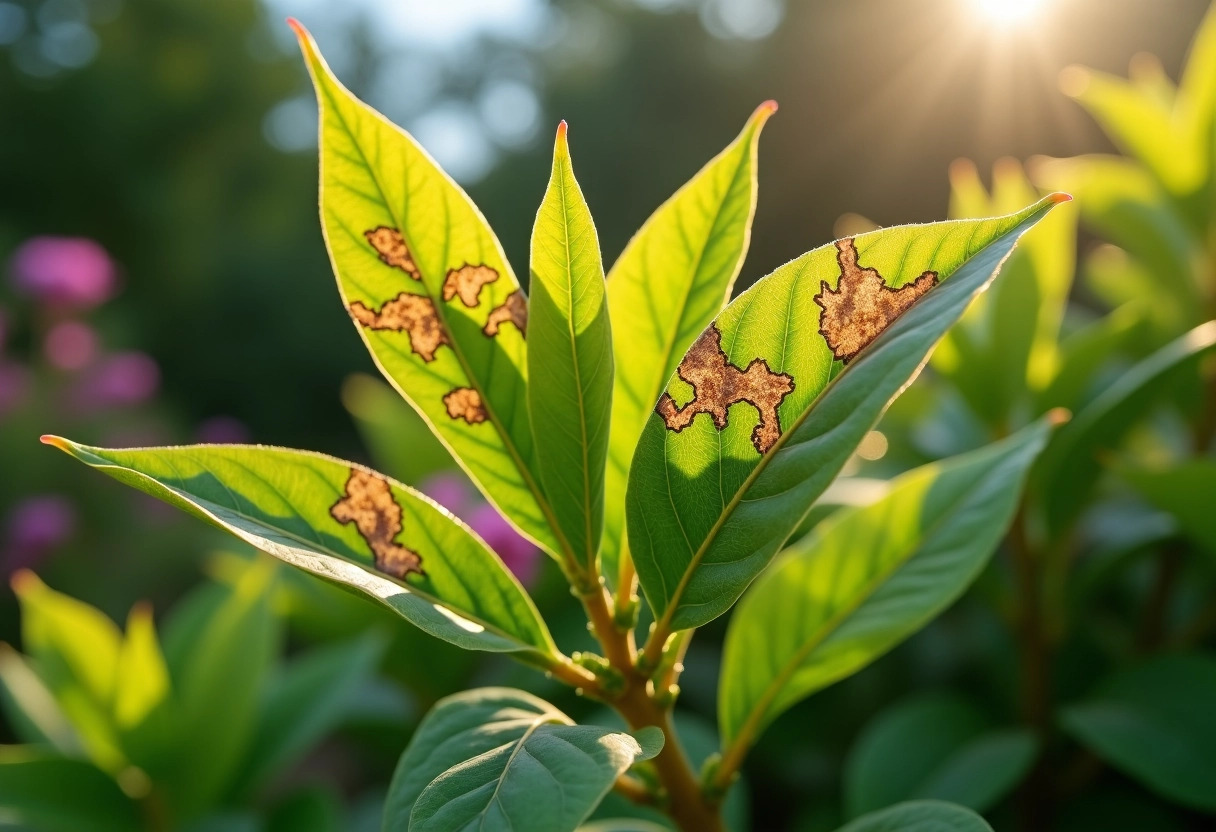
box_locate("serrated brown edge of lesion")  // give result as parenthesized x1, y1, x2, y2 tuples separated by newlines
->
(363, 226, 422, 281)
(443, 387, 489, 425)
(482, 290, 528, 339)
(442, 263, 500, 308)
(347, 293, 452, 363)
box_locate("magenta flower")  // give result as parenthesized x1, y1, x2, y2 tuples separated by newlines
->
(44, 320, 99, 370)
(72, 351, 159, 409)
(421, 472, 540, 585)
(3, 496, 75, 574)
(9, 236, 116, 308)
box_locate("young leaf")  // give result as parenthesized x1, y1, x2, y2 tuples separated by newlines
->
(1118, 459, 1216, 558)
(1060, 654, 1216, 813)
(628, 195, 1066, 635)
(0, 748, 141, 832)
(718, 416, 1056, 754)
(602, 102, 775, 578)
(528, 123, 613, 575)
(113, 602, 170, 731)
(1032, 302, 1143, 415)
(42, 438, 555, 658)
(291, 22, 563, 560)
(11, 570, 125, 771)
(0, 642, 80, 752)
(1034, 320, 1216, 534)
(844, 693, 1034, 818)
(382, 688, 661, 832)
(833, 800, 994, 832)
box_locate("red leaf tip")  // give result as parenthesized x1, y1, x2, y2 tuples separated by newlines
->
(557, 120, 568, 138)
(40, 435, 68, 450)
(760, 99, 778, 114)
(9, 568, 36, 594)
(1046, 407, 1072, 427)
(1049, 192, 1073, 204)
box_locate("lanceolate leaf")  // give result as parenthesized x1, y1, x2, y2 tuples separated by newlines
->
(1060, 654, 1216, 813)
(41, 438, 555, 657)
(0, 748, 141, 832)
(602, 102, 774, 578)
(1035, 321, 1216, 534)
(718, 416, 1055, 750)
(834, 800, 994, 832)
(628, 195, 1066, 634)
(528, 123, 613, 574)
(382, 688, 661, 832)
(291, 22, 562, 559)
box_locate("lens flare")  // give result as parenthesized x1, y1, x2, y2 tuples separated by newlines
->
(970, 0, 1047, 24)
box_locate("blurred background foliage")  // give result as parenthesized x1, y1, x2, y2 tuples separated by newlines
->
(2, 0, 1216, 830)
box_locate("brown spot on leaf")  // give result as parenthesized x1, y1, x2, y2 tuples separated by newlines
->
(483, 290, 527, 338)
(349, 293, 450, 362)
(814, 238, 938, 363)
(364, 227, 421, 280)
(442, 264, 499, 307)
(331, 469, 424, 579)
(443, 387, 488, 424)
(655, 325, 794, 454)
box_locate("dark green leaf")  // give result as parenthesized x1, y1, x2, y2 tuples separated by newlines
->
(1060, 654, 1216, 813)
(834, 800, 994, 832)
(1117, 459, 1216, 558)
(719, 417, 1055, 750)
(0, 748, 140, 832)
(383, 688, 656, 832)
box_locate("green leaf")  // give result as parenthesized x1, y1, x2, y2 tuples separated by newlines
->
(527, 122, 613, 574)
(341, 372, 456, 486)
(0, 642, 80, 752)
(1060, 654, 1216, 813)
(1117, 459, 1216, 559)
(236, 631, 387, 794)
(833, 800, 994, 832)
(161, 557, 280, 816)
(382, 688, 657, 832)
(602, 102, 774, 580)
(932, 160, 1076, 424)
(42, 438, 555, 657)
(718, 416, 1055, 750)
(844, 693, 1034, 817)
(0, 748, 141, 832)
(113, 602, 170, 731)
(628, 195, 1065, 635)
(291, 22, 562, 560)
(1033, 302, 1144, 415)
(12, 570, 125, 771)
(1034, 321, 1216, 534)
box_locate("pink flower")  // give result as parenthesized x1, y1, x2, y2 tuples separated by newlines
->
(44, 320, 98, 370)
(72, 351, 159, 409)
(9, 236, 116, 308)
(420, 473, 540, 585)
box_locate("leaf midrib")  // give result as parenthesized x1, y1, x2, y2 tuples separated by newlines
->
(314, 64, 577, 566)
(86, 456, 544, 654)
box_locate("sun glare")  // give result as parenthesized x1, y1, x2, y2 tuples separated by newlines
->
(970, 0, 1047, 25)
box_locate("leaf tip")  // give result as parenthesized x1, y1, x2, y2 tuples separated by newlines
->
(39, 434, 69, 452)
(1048, 192, 1073, 204)
(1046, 407, 1072, 427)
(557, 119, 568, 138)
(9, 568, 38, 596)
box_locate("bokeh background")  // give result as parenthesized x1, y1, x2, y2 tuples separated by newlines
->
(2, 1, 1214, 830)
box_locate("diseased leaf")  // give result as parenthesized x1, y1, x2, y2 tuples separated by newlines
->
(0, 748, 140, 832)
(1034, 321, 1216, 534)
(291, 22, 564, 560)
(42, 438, 555, 658)
(844, 693, 1034, 817)
(527, 122, 613, 574)
(718, 416, 1055, 750)
(1060, 654, 1216, 813)
(1117, 459, 1216, 559)
(628, 196, 1066, 634)
(833, 800, 994, 832)
(602, 102, 774, 580)
(382, 688, 656, 832)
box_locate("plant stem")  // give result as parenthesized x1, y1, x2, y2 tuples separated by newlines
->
(1009, 503, 1054, 832)
(580, 583, 636, 670)
(1137, 542, 1182, 653)
(613, 773, 657, 806)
